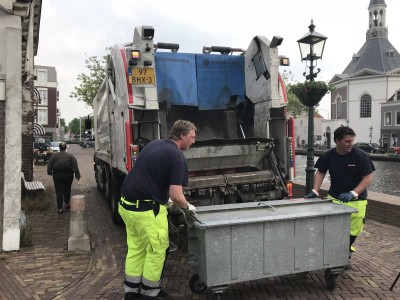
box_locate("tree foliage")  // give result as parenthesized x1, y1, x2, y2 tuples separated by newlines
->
(68, 118, 83, 136)
(70, 52, 108, 107)
(60, 118, 66, 128)
(67, 116, 95, 138)
(281, 70, 309, 118)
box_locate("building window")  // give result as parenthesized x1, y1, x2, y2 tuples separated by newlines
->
(336, 96, 342, 118)
(385, 112, 392, 126)
(397, 111, 400, 126)
(37, 88, 48, 105)
(391, 133, 398, 147)
(37, 70, 47, 85)
(360, 94, 371, 118)
(37, 107, 48, 125)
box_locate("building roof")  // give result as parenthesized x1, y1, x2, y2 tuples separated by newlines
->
(369, 0, 386, 7)
(341, 37, 400, 77)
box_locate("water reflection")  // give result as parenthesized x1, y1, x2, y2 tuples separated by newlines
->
(294, 155, 400, 196)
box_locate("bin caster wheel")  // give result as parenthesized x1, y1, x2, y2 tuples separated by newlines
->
(213, 293, 222, 300)
(325, 269, 338, 290)
(189, 274, 206, 294)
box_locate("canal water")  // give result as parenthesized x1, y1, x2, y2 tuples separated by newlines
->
(294, 155, 400, 196)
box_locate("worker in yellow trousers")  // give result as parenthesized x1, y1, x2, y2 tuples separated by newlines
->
(119, 120, 197, 300)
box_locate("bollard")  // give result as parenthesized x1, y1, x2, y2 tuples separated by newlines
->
(68, 195, 91, 251)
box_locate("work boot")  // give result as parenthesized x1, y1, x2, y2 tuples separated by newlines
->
(140, 290, 174, 300)
(124, 292, 140, 299)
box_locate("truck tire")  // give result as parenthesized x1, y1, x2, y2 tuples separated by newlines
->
(104, 169, 111, 202)
(94, 165, 103, 191)
(110, 171, 123, 224)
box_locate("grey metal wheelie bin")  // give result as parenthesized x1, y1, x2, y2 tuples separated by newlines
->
(186, 198, 357, 298)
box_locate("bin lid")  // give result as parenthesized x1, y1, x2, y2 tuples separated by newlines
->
(191, 199, 357, 229)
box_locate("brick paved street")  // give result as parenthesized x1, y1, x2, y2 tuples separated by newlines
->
(0, 144, 399, 299)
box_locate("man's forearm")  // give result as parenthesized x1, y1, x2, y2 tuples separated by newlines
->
(353, 174, 373, 196)
(313, 171, 326, 193)
(169, 185, 190, 209)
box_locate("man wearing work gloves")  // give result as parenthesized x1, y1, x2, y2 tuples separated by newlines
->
(305, 126, 375, 258)
(119, 120, 197, 300)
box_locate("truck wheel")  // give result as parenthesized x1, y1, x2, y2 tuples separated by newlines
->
(95, 168, 102, 191)
(109, 173, 123, 224)
(104, 170, 111, 202)
(85, 143, 90, 148)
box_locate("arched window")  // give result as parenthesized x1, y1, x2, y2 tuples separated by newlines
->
(360, 94, 371, 118)
(336, 96, 342, 118)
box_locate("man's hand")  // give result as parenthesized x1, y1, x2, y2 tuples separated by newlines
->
(166, 198, 174, 209)
(304, 189, 318, 198)
(338, 192, 356, 203)
(186, 203, 196, 212)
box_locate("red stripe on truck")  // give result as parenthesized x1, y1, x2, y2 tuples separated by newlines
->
(125, 120, 132, 171)
(120, 48, 134, 105)
(278, 73, 287, 103)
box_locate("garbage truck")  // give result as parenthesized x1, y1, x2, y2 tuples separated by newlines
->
(92, 25, 295, 223)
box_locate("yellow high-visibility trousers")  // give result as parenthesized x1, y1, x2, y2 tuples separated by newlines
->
(119, 202, 169, 294)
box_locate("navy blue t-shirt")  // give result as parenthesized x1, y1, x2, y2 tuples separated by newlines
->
(315, 147, 375, 200)
(121, 139, 188, 204)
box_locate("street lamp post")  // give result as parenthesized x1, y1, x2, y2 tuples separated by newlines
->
(369, 126, 373, 143)
(297, 20, 328, 194)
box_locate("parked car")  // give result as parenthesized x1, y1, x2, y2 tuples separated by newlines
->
(353, 142, 386, 153)
(80, 138, 95, 148)
(50, 141, 65, 152)
(393, 146, 400, 154)
(33, 136, 51, 150)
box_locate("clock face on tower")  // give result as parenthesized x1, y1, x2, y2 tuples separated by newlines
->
(372, 31, 378, 37)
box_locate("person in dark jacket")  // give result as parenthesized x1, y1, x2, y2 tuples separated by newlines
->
(47, 142, 81, 214)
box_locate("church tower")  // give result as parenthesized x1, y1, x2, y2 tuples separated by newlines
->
(367, 0, 387, 40)
(326, 0, 400, 148)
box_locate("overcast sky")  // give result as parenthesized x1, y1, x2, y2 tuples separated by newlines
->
(35, 0, 400, 123)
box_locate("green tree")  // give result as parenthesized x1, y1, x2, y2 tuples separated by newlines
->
(282, 70, 309, 118)
(68, 118, 84, 137)
(59, 118, 66, 132)
(70, 51, 109, 107)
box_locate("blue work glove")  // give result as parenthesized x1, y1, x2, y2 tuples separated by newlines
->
(304, 190, 318, 198)
(338, 192, 356, 203)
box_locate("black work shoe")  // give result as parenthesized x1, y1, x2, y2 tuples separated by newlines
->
(124, 292, 140, 299)
(64, 203, 70, 209)
(140, 290, 174, 300)
(154, 290, 174, 300)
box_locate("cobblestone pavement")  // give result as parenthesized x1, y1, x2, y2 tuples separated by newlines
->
(0, 144, 399, 299)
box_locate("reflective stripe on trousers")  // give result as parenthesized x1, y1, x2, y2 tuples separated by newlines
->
(329, 195, 368, 236)
(118, 201, 169, 297)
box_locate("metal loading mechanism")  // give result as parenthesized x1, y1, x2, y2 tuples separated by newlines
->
(184, 139, 288, 205)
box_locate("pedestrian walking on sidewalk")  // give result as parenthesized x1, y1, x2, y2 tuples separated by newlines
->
(47, 142, 81, 214)
(305, 126, 375, 258)
(119, 120, 197, 300)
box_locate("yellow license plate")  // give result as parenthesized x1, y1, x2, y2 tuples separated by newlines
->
(129, 68, 155, 85)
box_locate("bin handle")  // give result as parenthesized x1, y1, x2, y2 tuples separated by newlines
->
(257, 202, 276, 211)
(181, 209, 201, 228)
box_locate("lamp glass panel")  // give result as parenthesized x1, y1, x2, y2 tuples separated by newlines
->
(298, 43, 311, 60)
(313, 40, 326, 58)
